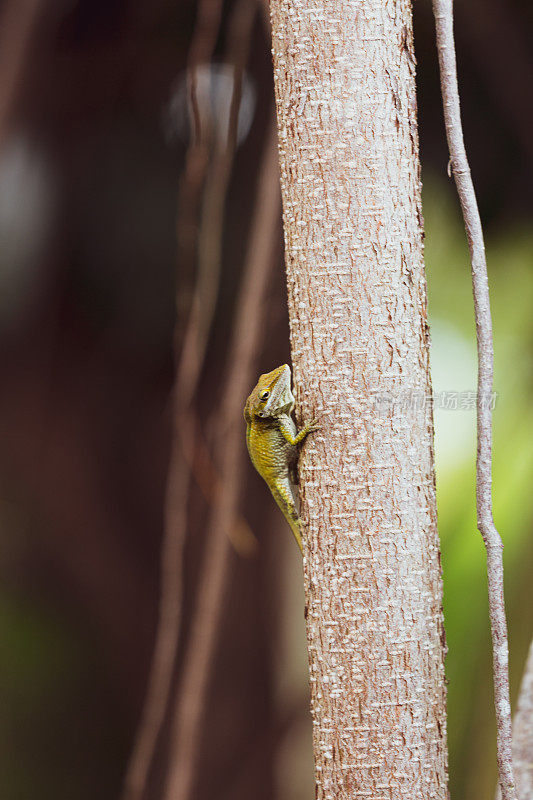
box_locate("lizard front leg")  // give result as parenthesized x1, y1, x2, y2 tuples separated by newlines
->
(278, 416, 320, 447)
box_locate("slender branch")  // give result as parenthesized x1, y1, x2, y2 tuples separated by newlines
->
(183, 422, 257, 555)
(432, 2, 516, 798)
(125, 0, 263, 794)
(0, 0, 42, 145)
(163, 115, 281, 800)
(121, 0, 227, 796)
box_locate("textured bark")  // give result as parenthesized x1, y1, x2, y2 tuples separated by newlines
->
(270, 0, 448, 798)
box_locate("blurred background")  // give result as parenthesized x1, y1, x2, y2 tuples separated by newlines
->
(0, 0, 531, 798)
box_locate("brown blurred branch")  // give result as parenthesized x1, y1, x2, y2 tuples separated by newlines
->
(122, 0, 261, 795)
(163, 116, 280, 800)
(184, 423, 257, 555)
(0, 0, 42, 144)
(432, 1, 516, 798)
(121, 0, 228, 796)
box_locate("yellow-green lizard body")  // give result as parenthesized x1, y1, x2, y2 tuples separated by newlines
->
(244, 364, 318, 552)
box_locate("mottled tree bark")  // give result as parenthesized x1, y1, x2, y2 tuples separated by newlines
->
(270, 0, 448, 798)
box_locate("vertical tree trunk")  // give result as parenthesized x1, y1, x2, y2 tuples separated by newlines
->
(270, 0, 448, 797)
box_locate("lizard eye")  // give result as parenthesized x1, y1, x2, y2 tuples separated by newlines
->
(260, 390, 270, 401)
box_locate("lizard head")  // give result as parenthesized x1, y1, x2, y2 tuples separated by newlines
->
(246, 364, 295, 419)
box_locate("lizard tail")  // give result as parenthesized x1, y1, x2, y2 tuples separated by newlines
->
(288, 517, 303, 554)
(270, 481, 303, 553)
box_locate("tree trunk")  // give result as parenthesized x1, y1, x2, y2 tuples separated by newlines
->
(270, 0, 449, 797)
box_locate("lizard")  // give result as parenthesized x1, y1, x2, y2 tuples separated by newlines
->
(244, 364, 319, 553)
